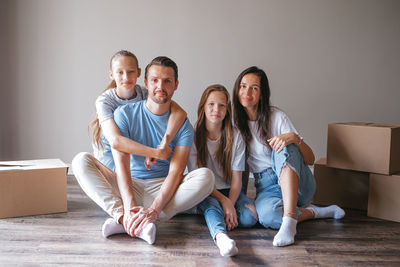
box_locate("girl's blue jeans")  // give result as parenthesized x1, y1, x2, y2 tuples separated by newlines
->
(253, 144, 316, 229)
(197, 188, 258, 239)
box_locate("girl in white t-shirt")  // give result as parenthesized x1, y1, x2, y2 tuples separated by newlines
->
(72, 50, 186, 244)
(232, 66, 345, 247)
(187, 84, 258, 257)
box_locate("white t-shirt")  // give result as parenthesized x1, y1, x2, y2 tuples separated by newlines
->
(247, 107, 299, 173)
(187, 128, 245, 190)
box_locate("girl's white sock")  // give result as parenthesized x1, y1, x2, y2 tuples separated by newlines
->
(102, 218, 156, 245)
(306, 204, 345, 219)
(273, 216, 297, 247)
(215, 232, 238, 257)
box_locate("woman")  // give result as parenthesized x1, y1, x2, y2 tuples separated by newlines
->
(232, 66, 345, 247)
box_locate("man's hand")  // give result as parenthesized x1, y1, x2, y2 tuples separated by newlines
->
(123, 207, 159, 237)
(220, 197, 238, 231)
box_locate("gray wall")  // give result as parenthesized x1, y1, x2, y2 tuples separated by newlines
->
(1, 0, 400, 164)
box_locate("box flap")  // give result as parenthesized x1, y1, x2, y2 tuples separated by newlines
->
(333, 122, 400, 128)
(0, 159, 67, 172)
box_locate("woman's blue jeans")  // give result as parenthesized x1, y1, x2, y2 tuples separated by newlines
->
(197, 188, 258, 239)
(253, 144, 316, 229)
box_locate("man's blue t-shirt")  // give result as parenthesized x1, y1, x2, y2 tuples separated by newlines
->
(113, 100, 194, 179)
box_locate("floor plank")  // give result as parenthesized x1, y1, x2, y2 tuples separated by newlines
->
(0, 175, 399, 266)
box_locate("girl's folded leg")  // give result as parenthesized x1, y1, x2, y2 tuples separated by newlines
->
(198, 196, 238, 257)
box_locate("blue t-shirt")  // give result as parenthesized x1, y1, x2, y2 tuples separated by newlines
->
(113, 100, 194, 179)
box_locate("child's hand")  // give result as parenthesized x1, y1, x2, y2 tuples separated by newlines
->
(145, 143, 172, 169)
(156, 145, 172, 160)
(144, 157, 157, 170)
(221, 197, 238, 231)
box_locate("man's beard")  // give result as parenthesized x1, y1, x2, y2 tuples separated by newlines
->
(150, 90, 171, 104)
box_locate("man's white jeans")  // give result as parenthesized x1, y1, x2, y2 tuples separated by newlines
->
(72, 152, 214, 222)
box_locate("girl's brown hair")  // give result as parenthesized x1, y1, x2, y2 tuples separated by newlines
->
(194, 84, 234, 181)
(89, 50, 139, 150)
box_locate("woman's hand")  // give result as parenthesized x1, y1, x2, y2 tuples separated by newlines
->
(220, 197, 238, 231)
(267, 132, 301, 153)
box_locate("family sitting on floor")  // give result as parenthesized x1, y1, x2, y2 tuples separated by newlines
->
(72, 50, 345, 257)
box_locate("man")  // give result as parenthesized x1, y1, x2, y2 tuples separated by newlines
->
(111, 56, 214, 243)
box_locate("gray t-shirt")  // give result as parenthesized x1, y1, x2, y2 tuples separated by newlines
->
(95, 85, 148, 124)
(93, 85, 148, 170)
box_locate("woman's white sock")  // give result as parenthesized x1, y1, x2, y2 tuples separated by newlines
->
(102, 218, 156, 245)
(306, 204, 345, 219)
(215, 232, 238, 257)
(273, 216, 297, 247)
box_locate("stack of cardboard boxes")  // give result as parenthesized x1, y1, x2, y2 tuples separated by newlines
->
(312, 122, 400, 223)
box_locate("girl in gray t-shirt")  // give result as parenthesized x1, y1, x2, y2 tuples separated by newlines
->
(89, 50, 187, 171)
(72, 50, 187, 243)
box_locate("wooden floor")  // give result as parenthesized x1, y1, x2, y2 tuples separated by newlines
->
(1, 176, 400, 266)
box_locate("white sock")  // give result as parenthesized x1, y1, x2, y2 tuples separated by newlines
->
(102, 218, 125, 238)
(215, 232, 238, 257)
(102, 218, 156, 245)
(306, 204, 345, 219)
(138, 222, 156, 245)
(273, 216, 297, 247)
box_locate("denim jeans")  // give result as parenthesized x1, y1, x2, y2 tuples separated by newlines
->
(253, 144, 316, 229)
(197, 188, 258, 239)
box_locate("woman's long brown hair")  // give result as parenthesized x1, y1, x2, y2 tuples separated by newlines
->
(232, 66, 271, 156)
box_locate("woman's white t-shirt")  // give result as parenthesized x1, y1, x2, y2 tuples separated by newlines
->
(187, 128, 245, 190)
(247, 107, 299, 173)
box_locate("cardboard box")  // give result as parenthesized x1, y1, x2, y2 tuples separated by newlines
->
(312, 158, 369, 210)
(0, 159, 68, 219)
(368, 173, 400, 222)
(327, 122, 400, 175)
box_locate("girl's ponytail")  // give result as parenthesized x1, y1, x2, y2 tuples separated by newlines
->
(88, 80, 116, 150)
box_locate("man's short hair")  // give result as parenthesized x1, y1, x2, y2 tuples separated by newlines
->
(144, 56, 178, 82)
